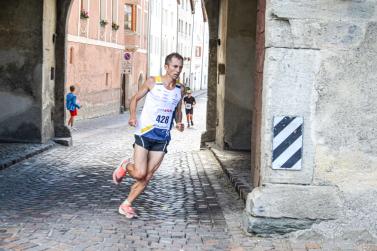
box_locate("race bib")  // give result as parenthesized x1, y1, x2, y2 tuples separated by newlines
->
(185, 103, 192, 109)
(154, 108, 173, 129)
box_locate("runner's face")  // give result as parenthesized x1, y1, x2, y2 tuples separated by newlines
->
(165, 57, 183, 80)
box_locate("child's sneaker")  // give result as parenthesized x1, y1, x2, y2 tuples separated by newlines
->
(112, 158, 131, 185)
(191, 121, 194, 126)
(118, 203, 137, 219)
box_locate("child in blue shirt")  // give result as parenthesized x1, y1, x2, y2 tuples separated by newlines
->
(66, 85, 81, 129)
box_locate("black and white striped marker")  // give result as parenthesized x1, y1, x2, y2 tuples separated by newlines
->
(272, 116, 303, 170)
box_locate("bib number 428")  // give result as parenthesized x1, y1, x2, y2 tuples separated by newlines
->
(156, 115, 169, 124)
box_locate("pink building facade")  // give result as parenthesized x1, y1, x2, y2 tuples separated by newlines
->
(66, 0, 125, 119)
(122, 0, 149, 108)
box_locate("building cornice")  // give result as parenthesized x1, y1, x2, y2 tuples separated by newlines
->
(67, 34, 124, 50)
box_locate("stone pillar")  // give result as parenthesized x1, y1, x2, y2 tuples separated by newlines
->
(244, 0, 374, 234)
(54, 0, 72, 138)
(0, 1, 44, 143)
(42, 0, 57, 142)
(201, 0, 219, 145)
(251, 0, 266, 187)
(214, 0, 228, 149)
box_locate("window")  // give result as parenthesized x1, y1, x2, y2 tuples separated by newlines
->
(69, 47, 74, 64)
(100, 0, 106, 20)
(80, 0, 88, 11)
(124, 4, 136, 31)
(106, 73, 109, 86)
(195, 46, 201, 57)
(150, 0, 154, 16)
(112, 0, 118, 23)
(144, 12, 148, 48)
(137, 7, 142, 33)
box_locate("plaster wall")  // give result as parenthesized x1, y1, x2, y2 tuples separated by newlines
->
(125, 50, 147, 108)
(68, 0, 125, 44)
(66, 0, 125, 120)
(0, 1, 44, 142)
(261, 0, 377, 185)
(66, 42, 123, 119)
(222, 0, 256, 150)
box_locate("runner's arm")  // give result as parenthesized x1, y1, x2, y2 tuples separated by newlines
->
(175, 84, 186, 131)
(129, 77, 154, 126)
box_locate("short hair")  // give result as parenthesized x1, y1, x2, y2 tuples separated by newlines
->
(69, 85, 75, 92)
(164, 52, 183, 66)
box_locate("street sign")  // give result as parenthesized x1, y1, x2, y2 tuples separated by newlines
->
(272, 116, 303, 170)
(124, 52, 131, 61)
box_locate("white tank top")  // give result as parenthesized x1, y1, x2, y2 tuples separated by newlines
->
(135, 76, 182, 142)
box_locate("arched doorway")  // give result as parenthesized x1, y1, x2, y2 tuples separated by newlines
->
(201, 0, 264, 187)
(54, 0, 76, 138)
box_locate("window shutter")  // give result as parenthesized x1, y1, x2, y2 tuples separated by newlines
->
(132, 5, 136, 32)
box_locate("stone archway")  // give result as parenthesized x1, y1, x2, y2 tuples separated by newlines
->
(54, 0, 74, 139)
(0, 0, 76, 142)
(0, 0, 66, 143)
(201, 0, 264, 187)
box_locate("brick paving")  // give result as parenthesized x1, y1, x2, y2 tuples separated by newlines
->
(0, 91, 366, 250)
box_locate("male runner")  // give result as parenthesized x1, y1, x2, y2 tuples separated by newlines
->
(112, 53, 185, 218)
(183, 89, 196, 128)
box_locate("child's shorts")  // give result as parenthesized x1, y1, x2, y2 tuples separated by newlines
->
(69, 109, 78, 116)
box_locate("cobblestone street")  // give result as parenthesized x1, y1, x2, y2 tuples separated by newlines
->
(2, 92, 373, 251)
(0, 93, 263, 251)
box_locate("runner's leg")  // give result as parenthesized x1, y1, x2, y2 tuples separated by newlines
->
(126, 150, 165, 204)
(126, 144, 148, 180)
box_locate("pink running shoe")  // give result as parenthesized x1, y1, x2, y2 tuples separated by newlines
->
(118, 204, 138, 219)
(112, 158, 131, 185)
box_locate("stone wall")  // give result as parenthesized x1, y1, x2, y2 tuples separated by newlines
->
(244, 0, 377, 234)
(42, 0, 57, 142)
(0, 1, 44, 143)
(66, 42, 123, 120)
(261, 0, 377, 185)
(201, 0, 219, 144)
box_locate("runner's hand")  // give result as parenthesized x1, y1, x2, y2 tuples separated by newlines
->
(176, 123, 184, 132)
(129, 117, 137, 127)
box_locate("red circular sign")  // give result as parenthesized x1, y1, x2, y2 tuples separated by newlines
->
(124, 52, 131, 60)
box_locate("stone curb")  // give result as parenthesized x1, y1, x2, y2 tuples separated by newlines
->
(0, 141, 56, 170)
(207, 145, 251, 204)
